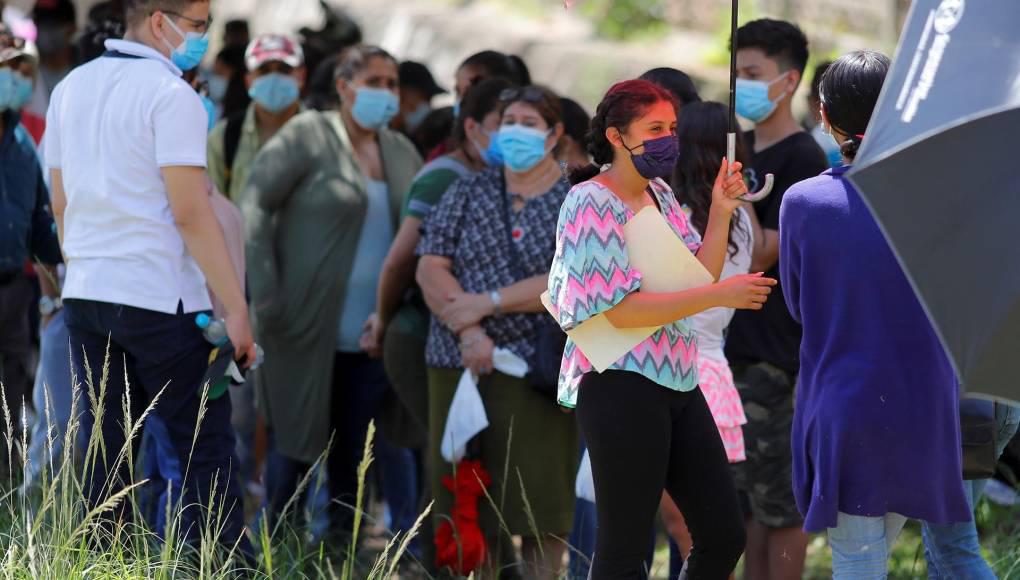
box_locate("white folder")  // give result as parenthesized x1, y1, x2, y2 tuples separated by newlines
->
(542, 206, 714, 372)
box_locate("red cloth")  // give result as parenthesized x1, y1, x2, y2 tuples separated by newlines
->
(434, 459, 491, 574)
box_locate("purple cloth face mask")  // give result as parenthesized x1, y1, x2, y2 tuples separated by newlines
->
(621, 133, 679, 179)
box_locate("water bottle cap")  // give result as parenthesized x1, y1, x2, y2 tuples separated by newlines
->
(195, 313, 212, 329)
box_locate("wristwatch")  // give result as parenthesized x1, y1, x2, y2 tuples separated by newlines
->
(39, 296, 61, 316)
(489, 290, 503, 315)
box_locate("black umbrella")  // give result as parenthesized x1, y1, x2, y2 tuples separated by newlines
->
(848, 0, 1020, 403)
(728, 0, 773, 201)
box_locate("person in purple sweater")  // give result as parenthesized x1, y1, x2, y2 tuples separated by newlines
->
(778, 50, 972, 578)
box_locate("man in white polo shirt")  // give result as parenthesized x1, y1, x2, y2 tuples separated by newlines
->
(45, 0, 254, 554)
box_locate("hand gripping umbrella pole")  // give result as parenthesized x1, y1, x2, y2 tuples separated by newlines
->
(729, 0, 774, 202)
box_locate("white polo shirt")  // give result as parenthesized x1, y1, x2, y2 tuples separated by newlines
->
(45, 39, 212, 314)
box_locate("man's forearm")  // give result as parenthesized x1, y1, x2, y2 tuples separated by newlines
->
(177, 210, 247, 316)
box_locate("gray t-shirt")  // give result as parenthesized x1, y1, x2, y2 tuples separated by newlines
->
(338, 179, 394, 351)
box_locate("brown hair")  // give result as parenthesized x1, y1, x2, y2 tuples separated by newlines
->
(498, 84, 563, 129)
(123, 0, 207, 26)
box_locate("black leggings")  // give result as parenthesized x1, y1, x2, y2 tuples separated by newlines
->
(577, 371, 746, 580)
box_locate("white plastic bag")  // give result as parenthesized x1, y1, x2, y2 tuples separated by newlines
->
(440, 348, 528, 462)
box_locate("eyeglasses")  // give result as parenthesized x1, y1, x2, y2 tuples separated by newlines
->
(162, 11, 213, 34)
(499, 87, 546, 104)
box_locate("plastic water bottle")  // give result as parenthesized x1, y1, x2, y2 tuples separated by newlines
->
(195, 314, 266, 369)
(195, 313, 229, 346)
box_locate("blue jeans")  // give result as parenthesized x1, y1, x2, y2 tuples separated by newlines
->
(263, 353, 418, 541)
(26, 309, 76, 488)
(827, 512, 909, 579)
(921, 403, 1020, 579)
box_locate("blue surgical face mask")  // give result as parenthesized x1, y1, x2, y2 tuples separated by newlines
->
(469, 128, 503, 167)
(207, 73, 228, 103)
(0, 69, 14, 112)
(199, 93, 217, 131)
(452, 99, 461, 119)
(351, 86, 400, 130)
(160, 15, 209, 72)
(496, 125, 551, 173)
(249, 73, 300, 114)
(404, 102, 431, 132)
(9, 73, 34, 111)
(735, 72, 789, 123)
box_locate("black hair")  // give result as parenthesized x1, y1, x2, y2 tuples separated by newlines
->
(459, 50, 517, 84)
(32, 0, 77, 25)
(306, 53, 341, 111)
(672, 101, 750, 257)
(77, 1, 124, 63)
(412, 106, 455, 158)
(819, 50, 890, 160)
(809, 61, 832, 101)
(506, 54, 532, 86)
(334, 45, 398, 81)
(568, 79, 676, 185)
(453, 77, 515, 145)
(216, 45, 251, 120)
(223, 19, 250, 45)
(734, 19, 810, 76)
(639, 67, 702, 107)
(559, 97, 591, 147)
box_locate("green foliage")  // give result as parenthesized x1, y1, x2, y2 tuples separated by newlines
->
(578, 0, 670, 41)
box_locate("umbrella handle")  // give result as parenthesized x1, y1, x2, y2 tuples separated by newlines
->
(728, 132, 775, 202)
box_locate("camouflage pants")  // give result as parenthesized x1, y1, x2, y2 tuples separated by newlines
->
(731, 361, 804, 529)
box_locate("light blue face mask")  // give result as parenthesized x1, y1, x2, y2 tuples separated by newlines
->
(207, 74, 228, 103)
(735, 72, 789, 123)
(469, 129, 503, 167)
(452, 99, 461, 119)
(9, 73, 34, 111)
(351, 87, 400, 130)
(249, 73, 300, 113)
(404, 102, 431, 132)
(199, 93, 217, 131)
(160, 15, 209, 72)
(0, 69, 14, 112)
(496, 125, 551, 173)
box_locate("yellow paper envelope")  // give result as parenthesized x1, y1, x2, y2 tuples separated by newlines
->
(542, 206, 714, 372)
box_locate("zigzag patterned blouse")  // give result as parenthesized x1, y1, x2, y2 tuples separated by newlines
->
(548, 178, 703, 408)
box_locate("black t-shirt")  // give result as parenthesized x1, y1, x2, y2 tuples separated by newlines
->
(724, 130, 829, 373)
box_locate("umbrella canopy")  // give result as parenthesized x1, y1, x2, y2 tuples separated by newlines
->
(849, 0, 1020, 403)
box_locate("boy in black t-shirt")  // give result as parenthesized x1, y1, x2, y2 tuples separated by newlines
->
(725, 18, 829, 580)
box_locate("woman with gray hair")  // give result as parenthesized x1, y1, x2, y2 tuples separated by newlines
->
(242, 45, 422, 536)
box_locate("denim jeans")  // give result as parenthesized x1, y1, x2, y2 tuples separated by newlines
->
(921, 403, 1020, 579)
(827, 512, 909, 579)
(26, 309, 76, 488)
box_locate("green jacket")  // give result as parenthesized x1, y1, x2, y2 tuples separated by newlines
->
(207, 103, 305, 202)
(241, 110, 422, 463)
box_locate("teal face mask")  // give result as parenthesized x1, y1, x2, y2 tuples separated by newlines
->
(249, 73, 300, 113)
(404, 102, 431, 132)
(160, 15, 209, 72)
(0, 69, 14, 112)
(351, 87, 400, 130)
(496, 125, 551, 173)
(9, 73, 33, 111)
(735, 72, 789, 123)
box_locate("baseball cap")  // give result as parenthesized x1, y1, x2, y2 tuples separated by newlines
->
(0, 26, 36, 65)
(244, 34, 304, 71)
(399, 61, 446, 97)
